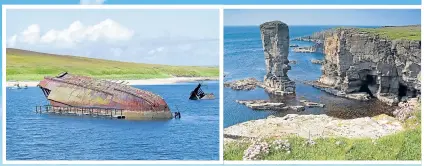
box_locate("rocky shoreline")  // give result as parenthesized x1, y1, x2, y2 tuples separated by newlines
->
(224, 113, 403, 141)
(224, 23, 421, 143)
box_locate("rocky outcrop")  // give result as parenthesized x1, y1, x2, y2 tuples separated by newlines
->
(224, 78, 260, 90)
(311, 59, 324, 65)
(294, 28, 340, 43)
(305, 81, 372, 101)
(393, 97, 420, 121)
(260, 21, 296, 94)
(299, 100, 325, 108)
(236, 100, 305, 111)
(224, 114, 403, 140)
(317, 28, 421, 105)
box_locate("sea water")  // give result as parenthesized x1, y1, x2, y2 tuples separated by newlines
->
(6, 81, 219, 160)
(224, 26, 393, 127)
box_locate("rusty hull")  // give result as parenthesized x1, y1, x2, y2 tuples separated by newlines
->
(37, 73, 171, 115)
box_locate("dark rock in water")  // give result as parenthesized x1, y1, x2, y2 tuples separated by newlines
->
(289, 60, 297, 64)
(224, 78, 260, 90)
(260, 21, 296, 94)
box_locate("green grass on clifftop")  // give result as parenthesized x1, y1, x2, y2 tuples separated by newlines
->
(359, 25, 421, 41)
(225, 127, 421, 160)
(6, 48, 219, 81)
(225, 102, 422, 161)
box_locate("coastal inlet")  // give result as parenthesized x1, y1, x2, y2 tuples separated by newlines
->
(6, 81, 219, 160)
(224, 25, 397, 127)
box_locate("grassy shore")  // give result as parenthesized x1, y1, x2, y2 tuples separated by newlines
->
(225, 127, 420, 160)
(224, 104, 421, 160)
(6, 48, 219, 81)
(359, 25, 421, 41)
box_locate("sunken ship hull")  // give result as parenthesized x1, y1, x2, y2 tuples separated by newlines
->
(38, 73, 172, 120)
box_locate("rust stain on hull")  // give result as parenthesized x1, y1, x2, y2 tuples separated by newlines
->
(37, 72, 171, 119)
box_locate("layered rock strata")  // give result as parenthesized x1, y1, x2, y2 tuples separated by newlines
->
(260, 21, 296, 94)
(224, 78, 260, 91)
(318, 28, 421, 105)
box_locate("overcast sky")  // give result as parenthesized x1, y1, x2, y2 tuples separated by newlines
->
(225, 9, 421, 26)
(6, 9, 220, 66)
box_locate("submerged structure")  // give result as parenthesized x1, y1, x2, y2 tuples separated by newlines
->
(37, 72, 172, 120)
(189, 83, 215, 100)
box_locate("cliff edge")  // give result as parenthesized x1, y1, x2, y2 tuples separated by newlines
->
(310, 26, 420, 105)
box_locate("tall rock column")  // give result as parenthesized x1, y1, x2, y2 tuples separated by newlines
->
(260, 21, 296, 94)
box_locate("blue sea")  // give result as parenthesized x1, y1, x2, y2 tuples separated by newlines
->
(6, 81, 219, 160)
(224, 26, 393, 127)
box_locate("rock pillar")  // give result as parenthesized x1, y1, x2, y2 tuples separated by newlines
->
(260, 21, 296, 94)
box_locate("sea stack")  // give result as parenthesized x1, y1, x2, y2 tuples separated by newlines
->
(260, 21, 296, 94)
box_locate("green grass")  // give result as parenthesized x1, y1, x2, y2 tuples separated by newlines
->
(225, 103, 422, 161)
(225, 127, 421, 160)
(6, 48, 219, 81)
(359, 25, 421, 41)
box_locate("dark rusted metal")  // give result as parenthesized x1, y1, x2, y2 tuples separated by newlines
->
(189, 83, 215, 100)
(37, 72, 170, 113)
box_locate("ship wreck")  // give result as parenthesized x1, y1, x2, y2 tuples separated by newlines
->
(189, 83, 215, 100)
(37, 72, 172, 120)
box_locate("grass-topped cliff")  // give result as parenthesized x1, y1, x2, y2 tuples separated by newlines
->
(359, 25, 421, 41)
(6, 48, 219, 81)
(295, 25, 421, 41)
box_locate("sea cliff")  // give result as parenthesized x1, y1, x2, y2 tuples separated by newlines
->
(304, 26, 421, 105)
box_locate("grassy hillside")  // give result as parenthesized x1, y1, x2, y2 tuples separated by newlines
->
(6, 48, 219, 81)
(359, 25, 421, 41)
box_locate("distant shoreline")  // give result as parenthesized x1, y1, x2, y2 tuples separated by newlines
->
(6, 77, 219, 87)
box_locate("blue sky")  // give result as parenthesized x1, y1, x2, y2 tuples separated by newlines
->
(224, 9, 421, 26)
(5, 9, 219, 66)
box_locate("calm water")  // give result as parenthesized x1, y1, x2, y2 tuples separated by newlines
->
(6, 81, 219, 160)
(224, 26, 393, 127)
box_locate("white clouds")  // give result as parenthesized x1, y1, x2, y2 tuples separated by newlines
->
(7, 19, 134, 48)
(80, 0, 106, 5)
(7, 35, 17, 48)
(148, 47, 165, 55)
(21, 24, 41, 44)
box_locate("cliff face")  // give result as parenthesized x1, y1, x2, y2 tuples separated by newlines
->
(319, 28, 421, 105)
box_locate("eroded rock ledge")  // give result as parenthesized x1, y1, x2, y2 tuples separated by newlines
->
(224, 114, 403, 140)
(224, 78, 260, 91)
(236, 100, 305, 112)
